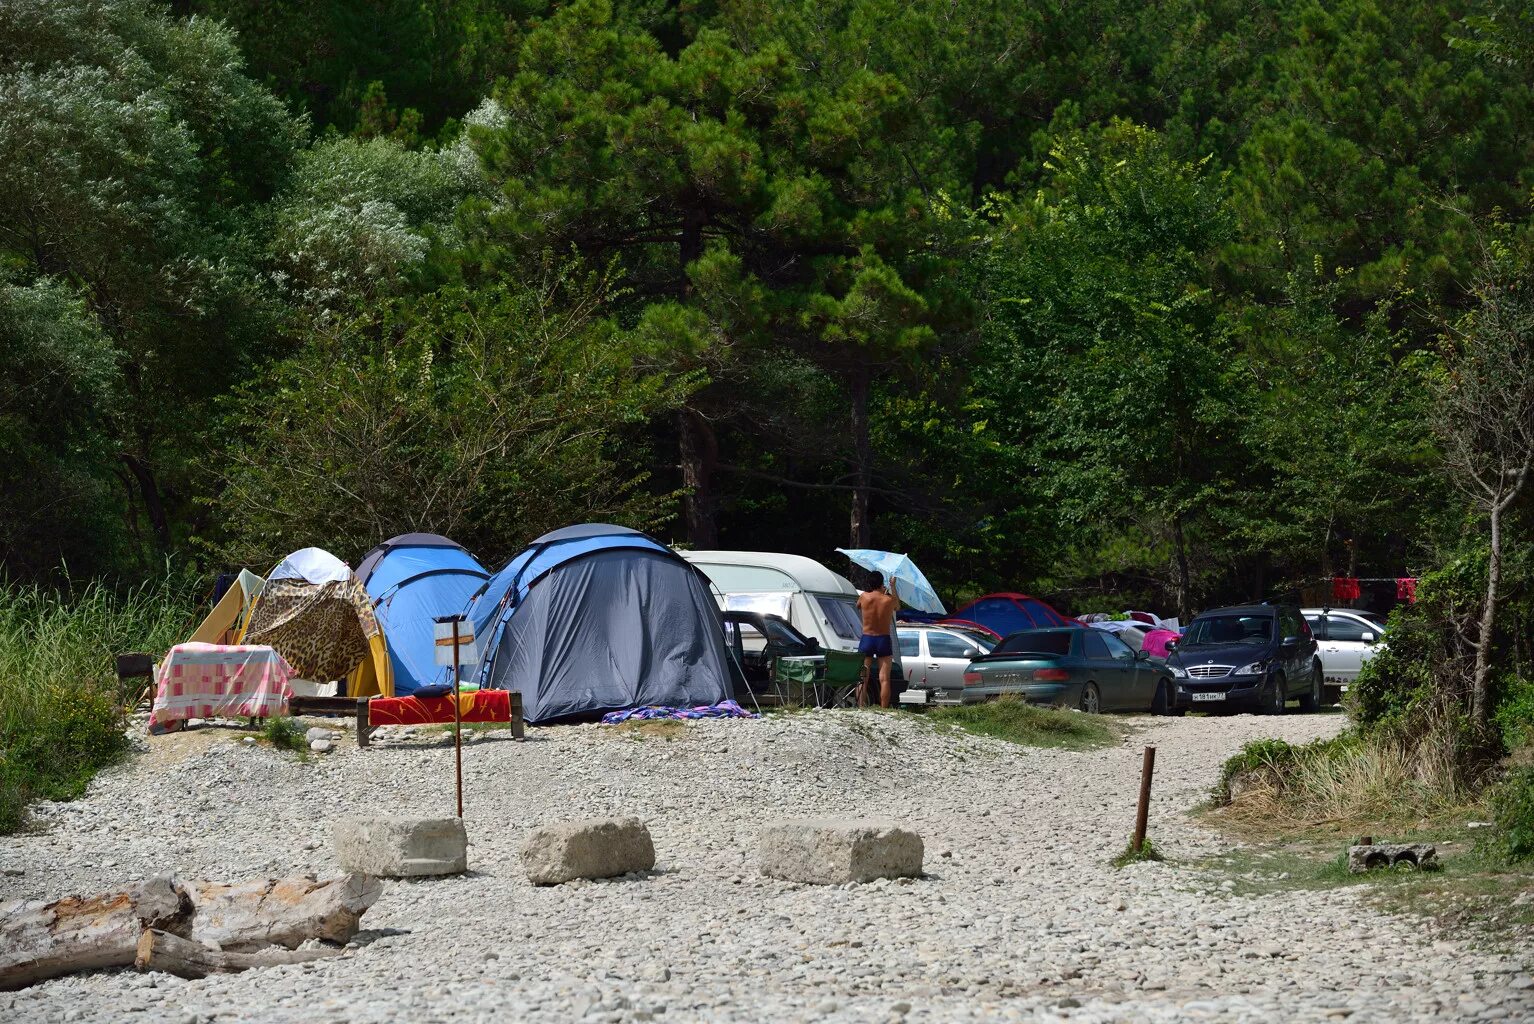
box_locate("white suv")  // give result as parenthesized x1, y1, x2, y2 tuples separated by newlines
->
(1301, 608, 1387, 702)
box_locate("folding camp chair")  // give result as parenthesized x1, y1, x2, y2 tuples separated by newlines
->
(821, 649, 868, 708)
(116, 653, 156, 710)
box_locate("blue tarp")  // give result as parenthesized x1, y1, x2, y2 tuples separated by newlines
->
(467, 524, 732, 723)
(357, 534, 489, 696)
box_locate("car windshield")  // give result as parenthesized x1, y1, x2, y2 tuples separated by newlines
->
(761, 618, 811, 647)
(993, 630, 1073, 656)
(1183, 614, 1273, 645)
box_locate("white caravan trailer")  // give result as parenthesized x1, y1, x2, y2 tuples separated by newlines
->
(677, 550, 864, 654)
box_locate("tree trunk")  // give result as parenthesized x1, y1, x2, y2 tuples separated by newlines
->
(848, 366, 872, 548)
(1471, 505, 1501, 733)
(677, 408, 718, 548)
(119, 453, 171, 553)
(187, 873, 382, 951)
(0, 878, 193, 990)
(1171, 514, 1192, 623)
(135, 929, 342, 979)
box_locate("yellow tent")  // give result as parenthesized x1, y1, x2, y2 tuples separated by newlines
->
(187, 569, 265, 645)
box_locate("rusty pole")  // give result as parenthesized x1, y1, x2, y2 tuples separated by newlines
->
(1132, 745, 1156, 853)
(452, 618, 464, 818)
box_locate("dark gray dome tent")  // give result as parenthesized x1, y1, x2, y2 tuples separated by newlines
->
(466, 524, 733, 723)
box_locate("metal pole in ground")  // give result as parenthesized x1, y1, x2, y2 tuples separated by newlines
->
(1132, 745, 1157, 852)
(452, 618, 464, 819)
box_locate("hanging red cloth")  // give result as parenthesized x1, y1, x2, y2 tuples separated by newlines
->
(1396, 577, 1417, 603)
(1331, 577, 1361, 602)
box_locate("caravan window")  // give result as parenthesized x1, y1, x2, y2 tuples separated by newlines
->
(702, 564, 799, 592)
(723, 592, 793, 620)
(815, 596, 862, 640)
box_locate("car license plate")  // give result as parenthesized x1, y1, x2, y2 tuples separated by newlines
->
(1191, 692, 1226, 702)
(898, 689, 927, 705)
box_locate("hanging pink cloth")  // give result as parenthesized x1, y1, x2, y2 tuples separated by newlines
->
(1396, 577, 1417, 603)
(1331, 577, 1361, 602)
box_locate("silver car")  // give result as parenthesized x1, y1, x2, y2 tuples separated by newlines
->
(1301, 607, 1387, 701)
(894, 624, 996, 702)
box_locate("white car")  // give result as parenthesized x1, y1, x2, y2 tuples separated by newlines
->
(1301, 607, 1387, 700)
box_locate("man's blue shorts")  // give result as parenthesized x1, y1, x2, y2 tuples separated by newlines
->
(858, 634, 893, 657)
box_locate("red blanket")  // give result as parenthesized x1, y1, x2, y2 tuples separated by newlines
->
(367, 689, 512, 727)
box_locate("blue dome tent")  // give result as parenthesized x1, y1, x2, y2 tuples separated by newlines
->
(466, 524, 733, 723)
(356, 533, 490, 696)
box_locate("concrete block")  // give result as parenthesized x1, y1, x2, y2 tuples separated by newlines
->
(521, 817, 654, 885)
(759, 818, 923, 884)
(1346, 842, 1437, 873)
(333, 816, 467, 877)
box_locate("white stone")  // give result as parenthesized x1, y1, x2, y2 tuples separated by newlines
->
(305, 727, 334, 743)
(309, 739, 334, 753)
(758, 818, 923, 884)
(333, 816, 468, 877)
(521, 817, 654, 885)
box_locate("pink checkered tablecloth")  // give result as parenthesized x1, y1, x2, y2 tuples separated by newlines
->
(149, 643, 294, 730)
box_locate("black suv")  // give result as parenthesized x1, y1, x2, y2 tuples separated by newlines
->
(1166, 604, 1322, 713)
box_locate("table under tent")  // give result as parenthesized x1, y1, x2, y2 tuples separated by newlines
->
(466, 524, 734, 723)
(356, 533, 490, 697)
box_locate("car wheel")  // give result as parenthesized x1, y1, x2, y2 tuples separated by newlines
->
(1298, 666, 1322, 713)
(1078, 682, 1101, 714)
(1261, 674, 1286, 715)
(1151, 680, 1169, 715)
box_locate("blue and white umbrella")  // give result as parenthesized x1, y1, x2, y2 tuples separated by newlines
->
(835, 548, 946, 615)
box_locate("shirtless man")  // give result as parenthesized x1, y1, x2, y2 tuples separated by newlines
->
(856, 575, 899, 708)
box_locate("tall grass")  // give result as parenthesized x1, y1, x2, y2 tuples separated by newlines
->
(0, 577, 192, 833)
(1210, 728, 1476, 834)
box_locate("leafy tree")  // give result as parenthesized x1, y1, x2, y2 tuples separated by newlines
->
(209, 268, 698, 567)
(0, 0, 301, 563)
(0, 279, 124, 574)
(1432, 225, 1534, 735)
(1222, 266, 1439, 583)
(267, 136, 479, 321)
(464, 0, 961, 547)
(1220, 0, 1534, 303)
(188, 0, 518, 137)
(971, 121, 1239, 619)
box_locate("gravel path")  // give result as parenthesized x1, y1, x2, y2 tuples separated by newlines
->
(3, 709, 1530, 1023)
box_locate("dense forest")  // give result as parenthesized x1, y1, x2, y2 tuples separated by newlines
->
(3, 0, 1532, 623)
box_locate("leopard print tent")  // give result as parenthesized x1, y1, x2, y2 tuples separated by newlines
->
(243, 574, 393, 697)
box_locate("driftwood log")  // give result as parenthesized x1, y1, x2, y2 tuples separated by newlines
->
(134, 929, 342, 979)
(0, 873, 379, 990)
(188, 873, 382, 951)
(0, 877, 193, 990)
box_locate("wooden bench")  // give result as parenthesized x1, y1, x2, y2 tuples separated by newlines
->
(287, 693, 525, 747)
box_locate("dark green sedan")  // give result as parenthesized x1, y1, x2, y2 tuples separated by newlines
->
(941, 627, 1184, 713)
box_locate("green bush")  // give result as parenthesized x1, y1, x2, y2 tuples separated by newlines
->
(925, 695, 1119, 750)
(261, 715, 307, 753)
(1493, 675, 1534, 751)
(1212, 738, 1299, 806)
(0, 577, 191, 833)
(1483, 765, 1534, 864)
